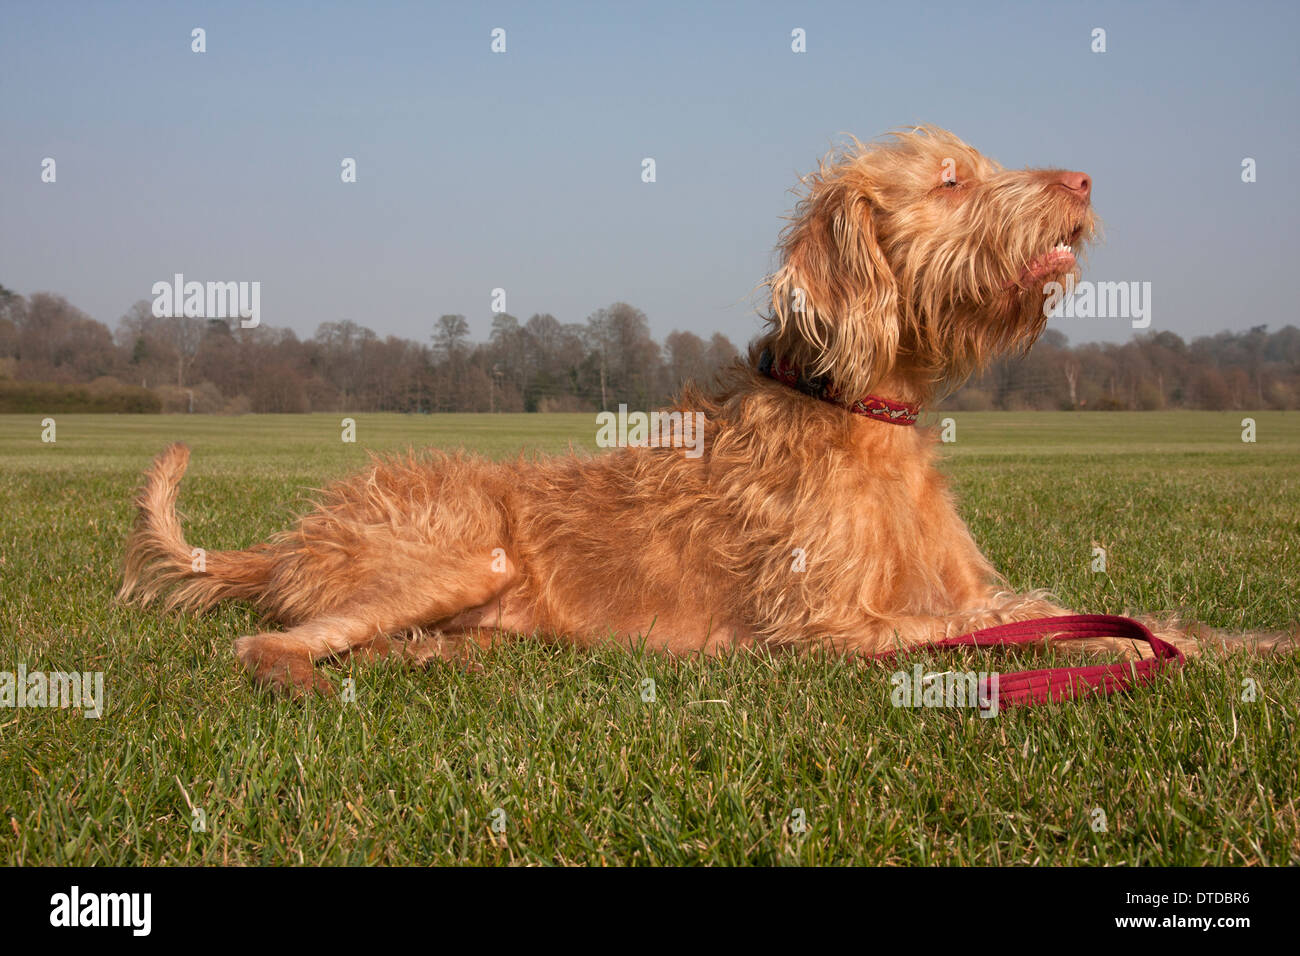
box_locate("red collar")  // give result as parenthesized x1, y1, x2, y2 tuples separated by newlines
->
(757, 350, 920, 426)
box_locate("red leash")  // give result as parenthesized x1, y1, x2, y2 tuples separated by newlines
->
(884, 614, 1185, 711)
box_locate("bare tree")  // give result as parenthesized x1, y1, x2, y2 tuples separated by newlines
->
(433, 314, 470, 364)
(665, 329, 707, 390)
(1063, 358, 1080, 408)
(171, 315, 203, 386)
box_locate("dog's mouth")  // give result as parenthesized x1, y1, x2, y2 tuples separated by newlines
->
(1014, 225, 1085, 290)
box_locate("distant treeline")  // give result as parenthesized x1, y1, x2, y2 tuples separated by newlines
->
(1, 284, 1297, 413)
(947, 325, 1300, 411)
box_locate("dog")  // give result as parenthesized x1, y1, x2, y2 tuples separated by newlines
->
(119, 126, 1293, 695)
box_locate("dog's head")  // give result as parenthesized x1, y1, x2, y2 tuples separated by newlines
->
(763, 126, 1096, 402)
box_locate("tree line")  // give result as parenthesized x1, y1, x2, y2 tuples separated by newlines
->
(1, 284, 1297, 413)
(0, 288, 740, 414)
(948, 326, 1300, 411)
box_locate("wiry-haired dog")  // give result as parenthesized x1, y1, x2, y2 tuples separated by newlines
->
(120, 126, 1294, 694)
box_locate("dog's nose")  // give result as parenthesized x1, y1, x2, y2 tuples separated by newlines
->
(1058, 171, 1091, 201)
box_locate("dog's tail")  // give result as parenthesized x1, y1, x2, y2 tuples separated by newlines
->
(118, 442, 276, 612)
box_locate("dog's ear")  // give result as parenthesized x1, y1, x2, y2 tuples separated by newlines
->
(767, 167, 900, 399)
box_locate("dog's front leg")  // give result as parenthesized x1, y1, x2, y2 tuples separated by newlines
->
(842, 592, 1234, 661)
(811, 591, 1077, 657)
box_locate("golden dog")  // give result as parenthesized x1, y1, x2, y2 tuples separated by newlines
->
(120, 126, 1292, 694)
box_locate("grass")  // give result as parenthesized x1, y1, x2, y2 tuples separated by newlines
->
(1, 410, 1297, 865)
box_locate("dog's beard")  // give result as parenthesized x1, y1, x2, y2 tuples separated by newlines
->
(995, 222, 1092, 348)
(903, 237, 1084, 381)
(996, 260, 1079, 350)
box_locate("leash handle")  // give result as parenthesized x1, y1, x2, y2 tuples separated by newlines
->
(889, 614, 1185, 709)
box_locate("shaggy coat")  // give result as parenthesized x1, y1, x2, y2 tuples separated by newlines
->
(120, 127, 1291, 693)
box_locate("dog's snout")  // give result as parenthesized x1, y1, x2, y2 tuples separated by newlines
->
(1057, 171, 1091, 201)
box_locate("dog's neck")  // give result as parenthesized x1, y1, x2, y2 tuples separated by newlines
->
(756, 350, 920, 426)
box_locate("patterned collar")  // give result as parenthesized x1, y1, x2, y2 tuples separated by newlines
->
(757, 350, 920, 426)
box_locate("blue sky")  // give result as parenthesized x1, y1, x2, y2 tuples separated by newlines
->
(2, 0, 1296, 348)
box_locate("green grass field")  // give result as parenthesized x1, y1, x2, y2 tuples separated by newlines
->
(1, 411, 1297, 865)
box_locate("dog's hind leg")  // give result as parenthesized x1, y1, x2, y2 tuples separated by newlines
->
(233, 551, 515, 695)
(347, 627, 498, 672)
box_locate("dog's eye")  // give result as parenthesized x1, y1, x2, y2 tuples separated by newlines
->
(941, 179, 960, 188)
